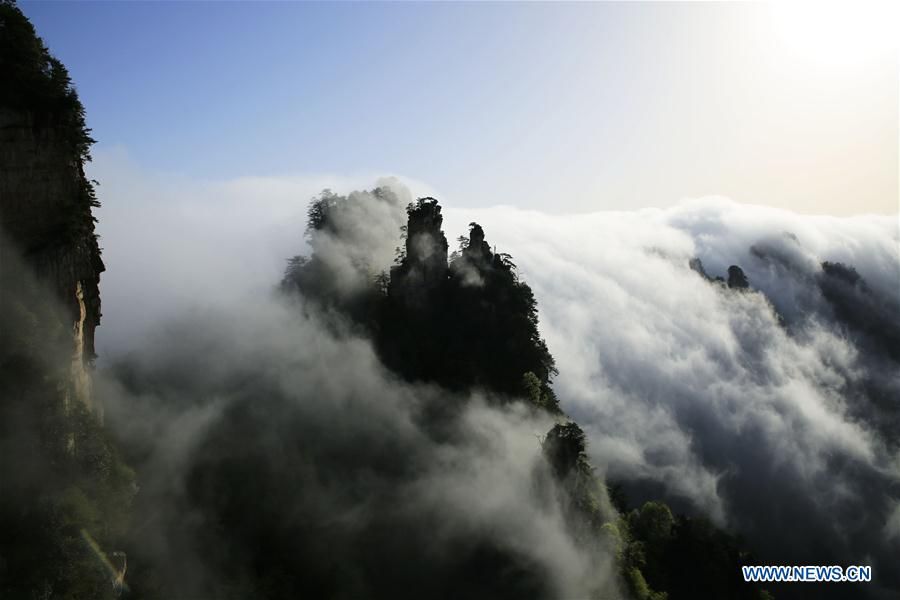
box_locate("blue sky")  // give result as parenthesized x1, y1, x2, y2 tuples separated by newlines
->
(22, 1, 898, 214)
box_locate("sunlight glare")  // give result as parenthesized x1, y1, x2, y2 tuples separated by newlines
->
(771, 1, 899, 67)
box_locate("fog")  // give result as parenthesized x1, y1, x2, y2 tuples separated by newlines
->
(91, 153, 899, 596)
(91, 157, 621, 597)
(91, 148, 436, 356)
(447, 198, 900, 595)
(95, 294, 619, 597)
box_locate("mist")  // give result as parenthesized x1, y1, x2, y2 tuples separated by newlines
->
(95, 294, 619, 598)
(5, 1, 898, 596)
(91, 154, 900, 597)
(90, 148, 436, 357)
(89, 159, 623, 597)
(445, 198, 900, 595)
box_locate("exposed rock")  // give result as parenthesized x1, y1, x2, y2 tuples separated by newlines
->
(690, 259, 751, 291)
(463, 222, 491, 263)
(0, 5, 103, 415)
(726, 265, 749, 290)
(388, 198, 448, 308)
(450, 222, 492, 287)
(688, 257, 710, 280)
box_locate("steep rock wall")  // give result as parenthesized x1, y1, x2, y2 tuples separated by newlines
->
(0, 0, 104, 415)
(0, 107, 103, 413)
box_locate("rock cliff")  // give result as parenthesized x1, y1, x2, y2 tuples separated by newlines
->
(388, 197, 448, 308)
(0, 0, 103, 414)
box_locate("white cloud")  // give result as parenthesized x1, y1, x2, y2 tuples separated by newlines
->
(89, 158, 900, 589)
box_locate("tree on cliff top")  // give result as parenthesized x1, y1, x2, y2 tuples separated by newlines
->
(0, 0, 95, 164)
(376, 199, 556, 401)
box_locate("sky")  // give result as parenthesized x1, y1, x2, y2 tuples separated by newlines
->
(21, 1, 899, 216)
(9, 4, 900, 593)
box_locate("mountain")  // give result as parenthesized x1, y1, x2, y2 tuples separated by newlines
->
(280, 187, 772, 600)
(0, 2, 132, 597)
(0, 0, 102, 413)
(1, 4, 773, 598)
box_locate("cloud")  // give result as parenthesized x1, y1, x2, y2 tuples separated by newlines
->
(88, 157, 619, 596)
(96, 294, 618, 598)
(89, 156, 900, 596)
(447, 198, 900, 594)
(90, 147, 434, 357)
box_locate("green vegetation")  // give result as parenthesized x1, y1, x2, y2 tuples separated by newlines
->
(616, 501, 772, 600)
(3, 2, 774, 595)
(1, 3, 128, 596)
(0, 0, 94, 164)
(0, 0, 99, 250)
(0, 250, 135, 599)
(285, 188, 772, 599)
(286, 194, 559, 405)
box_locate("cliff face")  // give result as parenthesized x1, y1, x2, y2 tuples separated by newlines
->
(0, 2, 103, 414)
(0, 7, 136, 598)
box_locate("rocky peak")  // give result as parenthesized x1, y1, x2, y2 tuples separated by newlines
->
(688, 257, 710, 279)
(388, 198, 449, 306)
(463, 222, 492, 262)
(727, 265, 749, 290)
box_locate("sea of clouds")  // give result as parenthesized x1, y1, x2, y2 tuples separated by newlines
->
(91, 151, 899, 597)
(447, 201, 900, 581)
